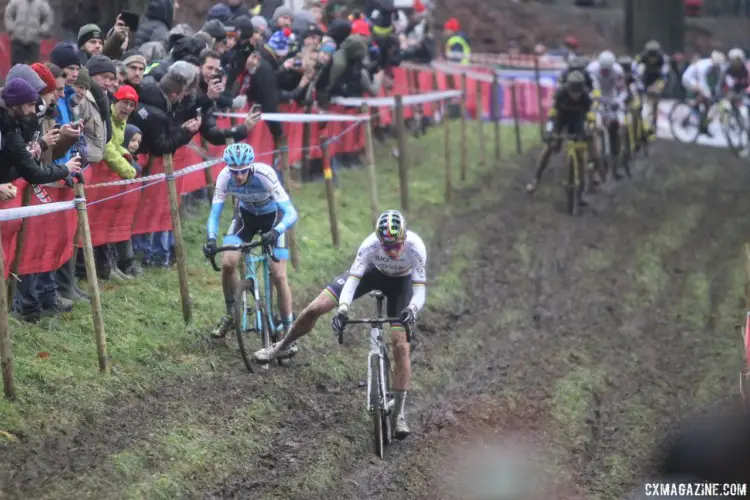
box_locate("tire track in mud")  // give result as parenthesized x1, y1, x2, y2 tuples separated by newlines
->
(332, 142, 750, 500)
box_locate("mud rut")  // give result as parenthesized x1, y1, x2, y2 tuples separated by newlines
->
(2, 141, 749, 499)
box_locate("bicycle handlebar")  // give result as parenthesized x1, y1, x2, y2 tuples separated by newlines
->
(206, 240, 279, 271)
(336, 317, 408, 345)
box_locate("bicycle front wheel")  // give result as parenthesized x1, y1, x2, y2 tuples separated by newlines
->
(566, 151, 580, 216)
(669, 101, 700, 144)
(233, 279, 272, 373)
(370, 354, 386, 458)
(723, 105, 749, 157)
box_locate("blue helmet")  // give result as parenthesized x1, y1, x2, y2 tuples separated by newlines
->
(223, 143, 255, 171)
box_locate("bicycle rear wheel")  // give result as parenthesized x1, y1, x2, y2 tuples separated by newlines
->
(233, 279, 272, 372)
(723, 105, 748, 157)
(370, 354, 386, 458)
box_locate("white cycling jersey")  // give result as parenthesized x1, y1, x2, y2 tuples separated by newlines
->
(586, 60, 627, 105)
(681, 58, 722, 98)
(339, 231, 427, 312)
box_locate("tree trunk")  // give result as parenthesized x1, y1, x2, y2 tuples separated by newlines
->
(625, 0, 685, 54)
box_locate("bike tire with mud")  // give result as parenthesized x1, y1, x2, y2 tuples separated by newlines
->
(668, 101, 700, 144)
(370, 354, 386, 458)
(566, 151, 579, 216)
(722, 105, 748, 158)
(619, 126, 632, 179)
(382, 347, 394, 445)
(233, 279, 273, 373)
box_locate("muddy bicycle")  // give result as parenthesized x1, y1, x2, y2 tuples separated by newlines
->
(547, 132, 592, 216)
(335, 290, 408, 458)
(208, 240, 285, 372)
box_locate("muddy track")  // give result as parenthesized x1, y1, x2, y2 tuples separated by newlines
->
(3, 141, 748, 500)
(331, 143, 750, 500)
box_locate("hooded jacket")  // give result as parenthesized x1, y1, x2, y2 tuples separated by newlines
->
(3, 0, 54, 44)
(103, 104, 137, 179)
(127, 80, 194, 156)
(0, 98, 68, 184)
(135, 0, 174, 47)
(321, 35, 370, 103)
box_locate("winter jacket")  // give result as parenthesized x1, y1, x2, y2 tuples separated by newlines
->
(175, 91, 248, 145)
(135, 0, 174, 47)
(239, 59, 282, 138)
(3, 0, 54, 44)
(103, 104, 137, 179)
(127, 80, 194, 156)
(74, 90, 106, 163)
(0, 98, 68, 184)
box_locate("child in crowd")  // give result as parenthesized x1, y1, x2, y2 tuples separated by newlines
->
(124, 124, 143, 175)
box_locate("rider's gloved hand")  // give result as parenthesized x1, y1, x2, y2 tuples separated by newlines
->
(400, 305, 417, 330)
(203, 237, 217, 259)
(260, 229, 279, 249)
(332, 304, 349, 333)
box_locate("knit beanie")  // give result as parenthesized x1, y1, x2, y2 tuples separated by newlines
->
(78, 24, 103, 47)
(202, 19, 227, 40)
(207, 3, 232, 24)
(30, 63, 57, 95)
(6, 64, 46, 93)
(2, 78, 40, 107)
(272, 6, 294, 24)
(268, 29, 290, 57)
(50, 43, 82, 69)
(234, 15, 255, 39)
(124, 124, 142, 147)
(250, 15, 268, 33)
(86, 55, 117, 77)
(122, 50, 147, 68)
(74, 67, 91, 90)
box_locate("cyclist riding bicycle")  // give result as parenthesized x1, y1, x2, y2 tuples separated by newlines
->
(634, 40, 669, 136)
(527, 70, 596, 199)
(681, 50, 725, 136)
(204, 143, 299, 344)
(254, 210, 427, 439)
(588, 50, 627, 177)
(721, 48, 748, 95)
(557, 56, 594, 93)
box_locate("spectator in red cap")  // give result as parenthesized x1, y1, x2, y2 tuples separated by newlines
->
(443, 17, 470, 64)
(105, 84, 139, 179)
(30, 62, 77, 165)
(351, 18, 371, 37)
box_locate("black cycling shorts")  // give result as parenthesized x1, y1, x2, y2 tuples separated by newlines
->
(325, 267, 412, 318)
(223, 206, 289, 260)
(554, 114, 586, 136)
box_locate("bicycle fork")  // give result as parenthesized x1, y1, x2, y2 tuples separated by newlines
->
(366, 328, 394, 414)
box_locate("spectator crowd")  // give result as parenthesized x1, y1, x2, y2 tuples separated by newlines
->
(0, 0, 451, 324)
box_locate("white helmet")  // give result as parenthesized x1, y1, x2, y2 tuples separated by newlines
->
(598, 50, 615, 70)
(711, 50, 726, 65)
(728, 47, 746, 62)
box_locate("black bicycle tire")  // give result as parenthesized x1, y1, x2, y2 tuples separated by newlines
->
(619, 126, 631, 179)
(723, 105, 746, 157)
(233, 279, 256, 373)
(382, 347, 394, 445)
(234, 279, 273, 372)
(370, 354, 385, 458)
(668, 101, 700, 144)
(566, 150, 578, 216)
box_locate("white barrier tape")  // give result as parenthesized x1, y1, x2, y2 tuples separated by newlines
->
(427, 62, 495, 83)
(213, 111, 370, 122)
(0, 199, 75, 222)
(332, 90, 463, 108)
(85, 159, 222, 188)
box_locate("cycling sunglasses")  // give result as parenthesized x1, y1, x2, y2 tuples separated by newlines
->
(381, 241, 404, 252)
(229, 167, 253, 176)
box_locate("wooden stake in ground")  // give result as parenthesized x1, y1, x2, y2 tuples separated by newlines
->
(361, 103, 379, 225)
(162, 155, 192, 323)
(276, 136, 300, 270)
(510, 81, 523, 154)
(394, 95, 409, 211)
(460, 73, 468, 181)
(6, 186, 30, 311)
(478, 79, 486, 165)
(73, 182, 109, 372)
(320, 135, 339, 247)
(493, 73, 501, 161)
(443, 97, 452, 203)
(0, 229, 14, 399)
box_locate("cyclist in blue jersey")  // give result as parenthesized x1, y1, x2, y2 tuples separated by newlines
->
(204, 143, 299, 350)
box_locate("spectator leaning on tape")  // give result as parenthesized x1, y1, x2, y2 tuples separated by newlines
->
(127, 68, 201, 156)
(236, 43, 283, 140)
(31, 63, 77, 163)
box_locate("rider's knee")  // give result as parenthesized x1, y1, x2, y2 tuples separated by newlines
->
(221, 254, 239, 269)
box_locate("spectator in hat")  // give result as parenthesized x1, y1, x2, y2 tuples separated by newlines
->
(3, 0, 54, 65)
(236, 48, 282, 139)
(121, 50, 148, 92)
(139, 42, 167, 66)
(262, 28, 292, 69)
(31, 63, 76, 163)
(443, 17, 470, 64)
(78, 23, 104, 60)
(135, 0, 176, 46)
(226, 15, 264, 91)
(50, 43, 82, 87)
(201, 19, 232, 54)
(273, 5, 294, 30)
